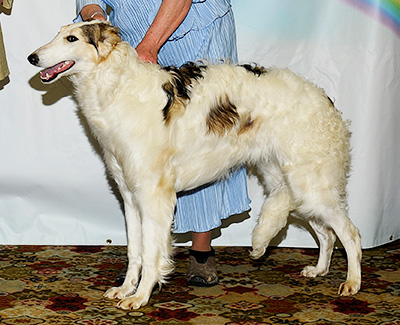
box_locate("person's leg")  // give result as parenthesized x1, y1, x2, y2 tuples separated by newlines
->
(188, 231, 219, 287)
(174, 168, 249, 286)
(191, 231, 212, 251)
(142, 8, 246, 288)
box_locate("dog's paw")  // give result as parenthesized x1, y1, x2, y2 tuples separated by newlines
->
(104, 286, 135, 300)
(338, 280, 360, 296)
(249, 247, 266, 259)
(301, 265, 328, 278)
(116, 294, 149, 310)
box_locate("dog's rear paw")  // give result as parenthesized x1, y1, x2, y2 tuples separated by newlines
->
(301, 265, 328, 278)
(338, 281, 360, 296)
(249, 247, 266, 259)
(104, 286, 135, 300)
(117, 294, 149, 310)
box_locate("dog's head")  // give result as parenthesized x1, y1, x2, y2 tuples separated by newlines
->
(28, 21, 121, 83)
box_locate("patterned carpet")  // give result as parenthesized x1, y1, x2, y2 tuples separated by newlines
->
(0, 240, 399, 324)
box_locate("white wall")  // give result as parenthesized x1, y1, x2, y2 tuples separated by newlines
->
(0, 0, 399, 247)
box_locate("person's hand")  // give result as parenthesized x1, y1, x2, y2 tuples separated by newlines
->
(135, 0, 191, 64)
(135, 41, 158, 64)
(80, 5, 107, 21)
(90, 12, 107, 21)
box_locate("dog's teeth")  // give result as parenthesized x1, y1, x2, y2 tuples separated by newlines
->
(60, 61, 71, 71)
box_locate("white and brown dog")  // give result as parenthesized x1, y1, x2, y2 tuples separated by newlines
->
(28, 21, 361, 309)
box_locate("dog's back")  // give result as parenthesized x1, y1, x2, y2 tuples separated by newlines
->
(166, 64, 350, 195)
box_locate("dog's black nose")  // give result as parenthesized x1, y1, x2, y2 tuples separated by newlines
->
(28, 53, 39, 66)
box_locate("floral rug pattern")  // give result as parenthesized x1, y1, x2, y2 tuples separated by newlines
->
(0, 241, 399, 324)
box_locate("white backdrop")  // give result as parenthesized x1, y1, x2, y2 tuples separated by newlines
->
(0, 0, 399, 248)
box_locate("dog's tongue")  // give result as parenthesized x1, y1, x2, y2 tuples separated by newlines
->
(40, 60, 74, 82)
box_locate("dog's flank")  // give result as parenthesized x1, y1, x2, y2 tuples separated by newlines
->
(28, 21, 361, 310)
(207, 94, 240, 135)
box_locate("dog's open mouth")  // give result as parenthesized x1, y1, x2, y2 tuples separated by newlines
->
(40, 60, 75, 82)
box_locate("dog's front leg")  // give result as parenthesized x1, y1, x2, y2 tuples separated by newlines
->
(103, 154, 143, 300)
(104, 199, 142, 300)
(117, 184, 176, 310)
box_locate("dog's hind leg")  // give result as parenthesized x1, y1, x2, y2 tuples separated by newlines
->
(291, 172, 361, 295)
(321, 208, 361, 295)
(251, 185, 292, 258)
(117, 181, 176, 310)
(301, 219, 336, 277)
(250, 161, 293, 259)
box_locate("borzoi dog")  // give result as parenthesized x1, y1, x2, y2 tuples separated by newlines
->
(28, 21, 361, 310)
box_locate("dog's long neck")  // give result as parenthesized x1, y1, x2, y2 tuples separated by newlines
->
(71, 41, 169, 149)
(73, 42, 165, 114)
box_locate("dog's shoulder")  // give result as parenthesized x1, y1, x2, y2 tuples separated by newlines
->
(160, 62, 208, 124)
(162, 62, 207, 97)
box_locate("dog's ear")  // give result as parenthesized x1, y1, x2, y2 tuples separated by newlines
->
(82, 22, 121, 59)
(98, 23, 121, 46)
(97, 23, 121, 59)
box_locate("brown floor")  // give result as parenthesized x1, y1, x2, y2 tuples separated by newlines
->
(0, 240, 399, 324)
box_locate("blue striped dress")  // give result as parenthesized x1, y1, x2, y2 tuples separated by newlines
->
(75, 0, 250, 233)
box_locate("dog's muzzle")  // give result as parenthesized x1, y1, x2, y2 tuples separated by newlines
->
(28, 53, 75, 83)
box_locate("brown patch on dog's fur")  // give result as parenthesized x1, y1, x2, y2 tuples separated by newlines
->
(207, 95, 240, 135)
(241, 63, 270, 76)
(238, 115, 256, 135)
(161, 82, 178, 124)
(155, 149, 175, 189)
(162, 62, 206, 125)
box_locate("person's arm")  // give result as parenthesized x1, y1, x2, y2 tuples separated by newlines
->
(136, 0, 191, 63)
(80, 4, 106, 21)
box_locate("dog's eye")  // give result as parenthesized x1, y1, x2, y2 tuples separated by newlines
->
(66, 35, 79, 42)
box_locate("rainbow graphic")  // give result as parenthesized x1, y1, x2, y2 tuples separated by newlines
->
(340, 0, 400, 36)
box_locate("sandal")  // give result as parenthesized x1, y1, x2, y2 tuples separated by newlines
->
(187, 248, 219, 287)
